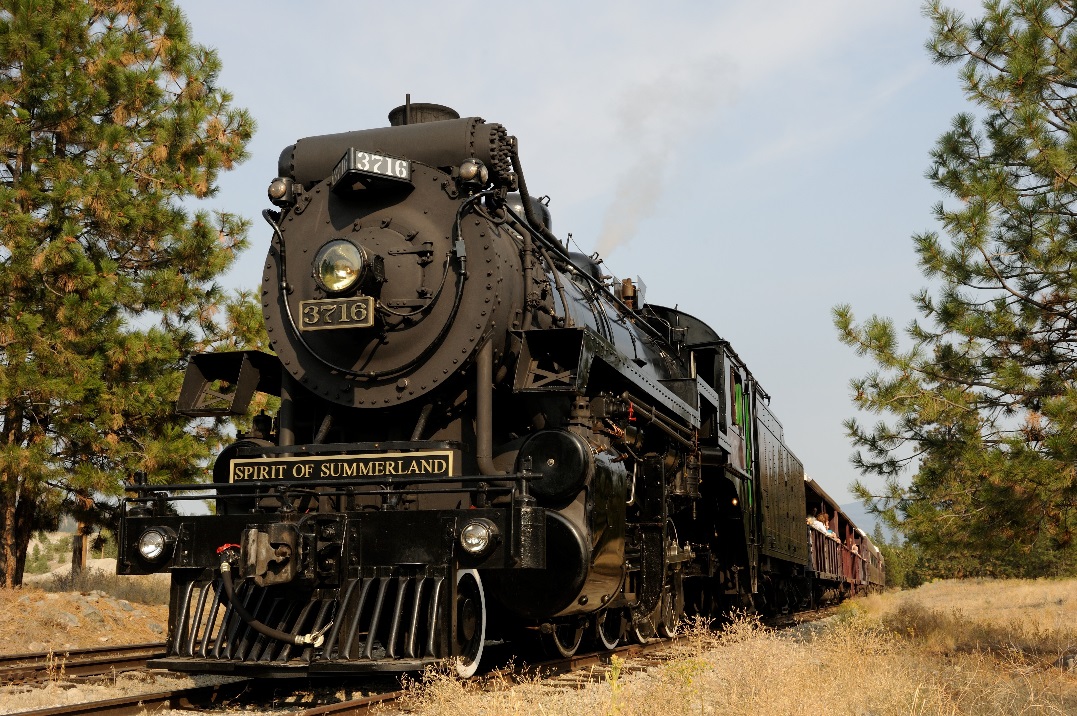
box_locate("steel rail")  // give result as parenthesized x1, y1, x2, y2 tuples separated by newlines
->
(288, 689, 407, 716)
(285, 638, 676, 716)
(0, 643, 166, 684)
(8, 678, 255, 716)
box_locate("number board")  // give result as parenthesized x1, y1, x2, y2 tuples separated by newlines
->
(330, 148, 411, 190)
(299, 296, 374, 331)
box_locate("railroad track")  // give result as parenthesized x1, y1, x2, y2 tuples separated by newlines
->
(281, 640, 678, 716)
(5, 639, 674, 716)
(0, 643, 166, 685)
(6, 678, 257, 716)
(5, 611, 839, 715)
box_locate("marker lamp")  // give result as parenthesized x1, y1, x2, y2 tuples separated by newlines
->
(459, 519, 498, 555)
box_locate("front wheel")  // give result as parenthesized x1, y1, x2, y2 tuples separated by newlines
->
(454, 569, 486, 678)
(543, 618, 585, 658)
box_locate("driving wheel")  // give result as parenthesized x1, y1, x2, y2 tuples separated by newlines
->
(454, 569, 485, 677)
(656, 572, 685, 638)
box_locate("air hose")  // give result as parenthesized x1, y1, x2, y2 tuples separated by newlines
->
(217, 548, 331, 648)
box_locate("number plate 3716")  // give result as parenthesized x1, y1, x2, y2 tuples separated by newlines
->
(299, 297, 374, 331)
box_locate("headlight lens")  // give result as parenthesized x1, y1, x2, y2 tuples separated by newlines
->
(460, 520, 497, 555)
(137, 528, 173, 562)
(315, 240, 365, 293)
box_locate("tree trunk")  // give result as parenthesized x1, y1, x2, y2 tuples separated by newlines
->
(13, 491, 35, 585)
(71, 493, 94, 579)
(0, 480, 8, 588)
(0, 402, 13, 588)
(1, 403, 25, 587)
(1, 481, 17, 588)
(71, 522, 87, 577)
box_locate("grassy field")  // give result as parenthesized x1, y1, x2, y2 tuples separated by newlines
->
(400, 579, 1077, 716)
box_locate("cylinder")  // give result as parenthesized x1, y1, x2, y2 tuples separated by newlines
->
(515, 430, 593, 505)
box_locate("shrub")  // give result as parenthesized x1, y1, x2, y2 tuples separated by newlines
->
(36, 569, 169, 605)
(25, 545, 50, 575)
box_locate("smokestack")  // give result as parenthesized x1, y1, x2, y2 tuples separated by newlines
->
(387, 101, 460, 126)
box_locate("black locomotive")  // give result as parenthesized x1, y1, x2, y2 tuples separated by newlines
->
(116, 102, 881, 677)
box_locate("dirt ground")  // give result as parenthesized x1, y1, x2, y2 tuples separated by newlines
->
(0, 577, 169, 655)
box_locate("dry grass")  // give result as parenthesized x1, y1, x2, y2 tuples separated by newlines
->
(857, 578, 1077, 660)
(32, 566, 170, 605)
(398, 580, 1077, 716)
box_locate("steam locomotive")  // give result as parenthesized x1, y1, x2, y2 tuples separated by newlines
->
(116, 103, 881, 677)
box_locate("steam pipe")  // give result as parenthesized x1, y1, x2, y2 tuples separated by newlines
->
(476, 339, 504, 475)
(535, 240, 575, 328)
(219, 560, 328, 647)
(510, 148, 566, 256)
(622, 391, 696, 449)
(279, 371, 296, 446)
(313, 414, 333, 444)
(504, 152, 574, 328)
(502, 200, 573, 329)
(521, 227, 534, 331)
(411, 403, 433, 441)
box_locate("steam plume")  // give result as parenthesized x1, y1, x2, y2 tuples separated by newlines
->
(594, 54, 734, 258)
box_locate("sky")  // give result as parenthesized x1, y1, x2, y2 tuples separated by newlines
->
(176, 0, 987, 507)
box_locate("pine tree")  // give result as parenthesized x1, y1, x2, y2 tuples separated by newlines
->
(0, 0, 254, 586)
(870, 523, 923, 589)
(834, 0, 1077, 577)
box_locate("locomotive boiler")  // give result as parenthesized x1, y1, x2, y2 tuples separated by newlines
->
(116, 102, 873, 677)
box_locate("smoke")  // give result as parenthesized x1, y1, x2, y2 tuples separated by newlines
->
(594, 53, 736, 258)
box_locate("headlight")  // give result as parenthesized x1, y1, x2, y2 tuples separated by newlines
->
(459, 519, 498, 555)
(315, 240, 365, 293)
(137, 527, 175, 563)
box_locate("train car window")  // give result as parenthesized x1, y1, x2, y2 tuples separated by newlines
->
(740, 381, 752, 473)
(731, 368, 742, 428)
